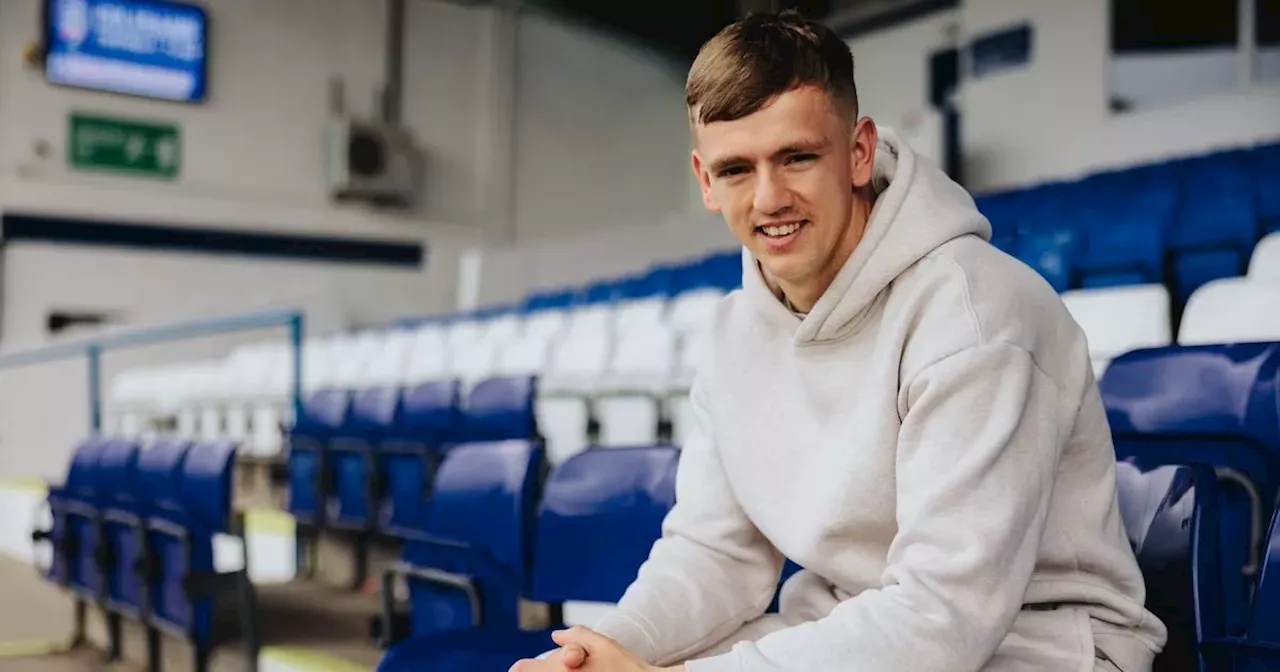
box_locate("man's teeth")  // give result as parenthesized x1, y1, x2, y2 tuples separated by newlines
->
(762, 222, 801, 237)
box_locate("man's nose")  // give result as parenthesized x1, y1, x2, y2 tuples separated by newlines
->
(753, 168, 794, 215)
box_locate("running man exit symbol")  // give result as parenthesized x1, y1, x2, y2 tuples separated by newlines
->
(68, 111, 181, 180)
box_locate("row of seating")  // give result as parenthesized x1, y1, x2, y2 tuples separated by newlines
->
(976, 141, 1279, 303)
(32, 437, 252, 672)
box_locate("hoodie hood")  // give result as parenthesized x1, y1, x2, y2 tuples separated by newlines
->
(741, 126, 991, 343)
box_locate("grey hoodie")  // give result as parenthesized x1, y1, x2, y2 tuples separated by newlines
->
(592, 129, 1167, 671)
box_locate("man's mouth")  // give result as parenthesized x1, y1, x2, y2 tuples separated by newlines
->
(756, 220, 807, 239)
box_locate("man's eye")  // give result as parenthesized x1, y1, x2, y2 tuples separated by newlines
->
(718, 166, 748, 178)
(788, 153, 818, 164)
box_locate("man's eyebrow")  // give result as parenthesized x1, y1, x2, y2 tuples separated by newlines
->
(708, 140, 830, 175)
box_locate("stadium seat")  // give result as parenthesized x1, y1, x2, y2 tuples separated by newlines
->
(1202, 503, 1280, 670)
(378, 440, 543, 643)
(148, 439, 257, 672)
(1015, 224, 1081, 292)
(286, 389, 352, 527)
(1169, 154, 1257, 304)
(1061, 284, 1172, 375)
(1076, 171, 1174, 289)
(1103, 342, 1280, 634)
(595, 324, 677, 447)
(328, 386, 401, 532)
(1115, 462, 1224, 672)
(1248, 142, 1280, 234)
(1248, 233, 1280, 282)
(404, 324, 449, 384)
(95, 438, 144, 622)
(1178, 278, 1280, 345)
(667, 287, 724, 336)
(357, 329, 415, 388)
(614, 296, 668, 334)
(376, 445, 679, 672)
(459, 375, 539, 443)
(380, 380, 460, 537)
(537, 308, 612, 464)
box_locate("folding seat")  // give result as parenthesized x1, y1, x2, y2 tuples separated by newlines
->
(1114, 462, 1224, 671)
(329, 330, 394, 391)
(1248, 142, 1280, 234)
(377, 439, 543, 646)
(357, 329, 415, 389)
(1076, 173, 1174, 289)
(482, 313, 524, 350)
(148, 440, 257, 672)
(380, 380, 461, 537)
(328, 386, 401, 534)
(1014, 224, 1081, 292)
(595, 324, 678, 447)
(34, 437, 110, 601)
(1178, 278, 1280, 345)
(536, 307, 613, 464)
(376, 445, 678, 672)
(404, 323, 449, 384)
(613, 296, 668, 334)
(95, 438, 144, 623)
(667, 287, 725, 337)
(1103, 342, 1280, 634)
(1202, 504, 1280, 670)
(1169, 154, 1258, 304)
(1061, 284, 1172, 376)
(1249, 233, 1280, 281)
(285, 389, 352, 529)
(458, 375, 538, 444)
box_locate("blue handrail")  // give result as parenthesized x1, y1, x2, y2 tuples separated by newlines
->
(0, 307, 305, 432)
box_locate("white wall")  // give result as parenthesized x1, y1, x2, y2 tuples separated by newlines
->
(510, 10, 700, 242)
(959, 0, 1280, 192)
(847, 10, 961, 162)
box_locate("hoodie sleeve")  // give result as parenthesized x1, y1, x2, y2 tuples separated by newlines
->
(686, 342, 1064, 672)
(592, 376, 784, 666)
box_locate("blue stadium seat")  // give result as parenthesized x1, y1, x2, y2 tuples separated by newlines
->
(97, 439, 145, 617)
(1015, 224, 1081, 292)
(458, 376, 538, 443)
(37, 437, 107, 591)
(1103, 342, 1280, 635)
(1169, 154, 1258, 304)
(377, 445, 679, 672)
(975, 190, 1024, 254)
(1203, 506, 1280, 670)
(328, 386, 401, 531)
(286, 389, 351, 527)
(1077, 172, 1174, 289)
(380, 380, 461, 538)
(148, 439, 256, 672)
(378, 439, 543, 645)
(1249, 142, 1280, 234)
(1116, 462, 1224, 672)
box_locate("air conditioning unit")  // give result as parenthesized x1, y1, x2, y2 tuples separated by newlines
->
(325, 116, 422, 208)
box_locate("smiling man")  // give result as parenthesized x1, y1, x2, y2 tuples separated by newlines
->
(512, 11, 1166, 672)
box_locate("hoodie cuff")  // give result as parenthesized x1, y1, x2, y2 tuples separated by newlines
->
(593, 612, 661, 664)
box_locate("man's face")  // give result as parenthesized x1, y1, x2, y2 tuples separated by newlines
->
(692, 86, 876, 298)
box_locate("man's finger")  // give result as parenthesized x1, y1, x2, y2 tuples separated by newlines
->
(551, 625, 613, 650)
(509, 658, 555, 672)
(559, 644, 588, 668)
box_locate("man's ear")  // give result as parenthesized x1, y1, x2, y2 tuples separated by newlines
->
(691, 150, 721, 213)
(850, 117, 878, 190)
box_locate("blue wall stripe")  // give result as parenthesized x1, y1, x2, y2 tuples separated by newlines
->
(1, 212, 425, 268)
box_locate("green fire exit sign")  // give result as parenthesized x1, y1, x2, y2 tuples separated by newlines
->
(68, 112, 181, 179)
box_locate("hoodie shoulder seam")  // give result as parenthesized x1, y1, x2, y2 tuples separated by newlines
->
(931, 253, 985, 344)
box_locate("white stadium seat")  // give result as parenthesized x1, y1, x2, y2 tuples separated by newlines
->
(1061, 284, 1172, 376)
(668, 288, 725, 335)
(358, 329, 414, 388)
(404, 324, 449, 384)
(536, 306, 614, 464)
(614, 297, 668, 334)
(1179, 277, 1280, 345)
(1248, 232, 1280, 281)
(595, 324, 677, 447)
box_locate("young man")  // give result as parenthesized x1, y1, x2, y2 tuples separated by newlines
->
(514, 11, 1166, 672)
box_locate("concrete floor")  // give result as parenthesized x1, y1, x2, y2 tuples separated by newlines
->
(0, 554, 384, 671)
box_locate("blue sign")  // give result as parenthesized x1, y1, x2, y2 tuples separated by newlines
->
(44, 0, 209, 103)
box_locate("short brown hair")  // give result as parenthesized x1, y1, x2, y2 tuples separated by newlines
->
(686, 11, 858, 126)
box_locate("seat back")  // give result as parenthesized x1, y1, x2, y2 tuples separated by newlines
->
(64, 436, 107, 496)
(1061, 284, 1171, 376)
(1179, 278, 1280, 346)
(404, 325, 448, 384)
(1115, 461, 1223, 672)
(136, 438, 193, 513)
(96, 438, 142, 506)
(529, 447, 678, 626)
(1249, 233, 1280, 281)
(459, 376, 538, 443)
(330, 387, 401, 527)
(288, 389, 351, 521)
(396, 380, 460, 445)
(405, 439, 543, 637)
(1014, 225, 1080, 292)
